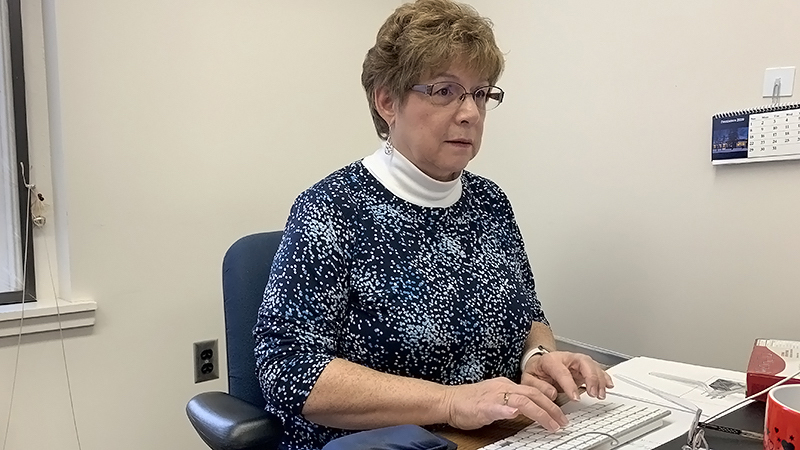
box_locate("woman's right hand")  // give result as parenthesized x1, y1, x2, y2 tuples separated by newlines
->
(443, 377, 569, 432)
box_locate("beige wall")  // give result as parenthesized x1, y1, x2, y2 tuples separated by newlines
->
(2, 1, 800, 449)
(467, 0, 800, 367)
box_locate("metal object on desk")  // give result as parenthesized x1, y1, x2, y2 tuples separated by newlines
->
(683, 409, 708, 450)
(655, 402, 765, 450)
(680, 409, 763, 450)
(697, 423, 762, 441)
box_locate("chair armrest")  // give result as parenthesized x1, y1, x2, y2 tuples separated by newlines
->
(186, 391, 283, 450)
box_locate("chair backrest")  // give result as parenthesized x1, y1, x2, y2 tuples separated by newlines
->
(222, 230, 283, 409)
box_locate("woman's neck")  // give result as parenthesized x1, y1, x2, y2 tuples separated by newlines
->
(361, 142, 462, 208)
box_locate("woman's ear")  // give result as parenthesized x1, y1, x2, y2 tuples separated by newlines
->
(374, 86, 397, 129)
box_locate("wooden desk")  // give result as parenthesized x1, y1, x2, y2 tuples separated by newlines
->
(431, 417, 534, 450)
(430, 337, 630, 449)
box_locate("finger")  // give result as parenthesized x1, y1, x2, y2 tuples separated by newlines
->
(577, 361, 602, 398)
(570, 373, 587, 389)
(508, 389, 568, 431)
(594, 369, 614, 400)
(519, 374, 558, 401)
(511, 386, 569, 425)
(564, 355, 601, 399)
(590, 368, 613, 399)
(596, 369, 608, 399)
(604, 371, 614, 388)
(497, 405, 520, 420)
(541, 358, 581, 401)
(475, 403, 520, 429)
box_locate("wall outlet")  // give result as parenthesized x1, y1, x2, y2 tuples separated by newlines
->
(193, 339, 219, 383)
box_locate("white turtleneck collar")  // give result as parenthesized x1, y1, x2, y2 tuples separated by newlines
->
(361, 142, 463, 208)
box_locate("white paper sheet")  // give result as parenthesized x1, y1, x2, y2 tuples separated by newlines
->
(598, 356, 749, 450)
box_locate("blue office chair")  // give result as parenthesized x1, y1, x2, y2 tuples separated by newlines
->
(186, 231, 284, 450)
(185, 230, 464, 450)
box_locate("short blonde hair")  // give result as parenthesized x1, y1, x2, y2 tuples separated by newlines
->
(361, 0, 505, 139)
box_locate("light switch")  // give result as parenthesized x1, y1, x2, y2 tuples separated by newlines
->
(763, 67, 795, 98)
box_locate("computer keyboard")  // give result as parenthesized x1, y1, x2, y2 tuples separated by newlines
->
(478, 401, 671, 450)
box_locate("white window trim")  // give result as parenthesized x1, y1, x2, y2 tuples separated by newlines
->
(0, 0, 97, 337)
(0, 298, 96, 338)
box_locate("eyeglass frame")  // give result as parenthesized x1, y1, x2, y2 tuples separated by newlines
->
(409, 82, 505, 110)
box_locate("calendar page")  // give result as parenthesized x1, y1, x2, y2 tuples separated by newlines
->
(748, 108, 800, 156)
(711, 103, 800, 164)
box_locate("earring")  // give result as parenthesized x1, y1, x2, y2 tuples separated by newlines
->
(384, 136, 395, 155)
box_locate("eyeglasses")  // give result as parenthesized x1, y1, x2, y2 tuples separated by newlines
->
(410, 82, 504, 110)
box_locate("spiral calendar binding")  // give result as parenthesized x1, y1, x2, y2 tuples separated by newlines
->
(713, 102, 800, 119)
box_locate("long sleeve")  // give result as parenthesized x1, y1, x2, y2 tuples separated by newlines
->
(498, 189, 549, 327)
(254, 185, 352, 420)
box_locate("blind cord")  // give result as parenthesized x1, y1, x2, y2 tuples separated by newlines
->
(42, 219, 83, 450)
(1, 166, 31, 450)
(2, 164, 82, 450)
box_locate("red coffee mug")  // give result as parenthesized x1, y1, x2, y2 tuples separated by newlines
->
(765, 384, 800, 450)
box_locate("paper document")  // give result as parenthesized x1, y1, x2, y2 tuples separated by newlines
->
(600, 356, 749, 450)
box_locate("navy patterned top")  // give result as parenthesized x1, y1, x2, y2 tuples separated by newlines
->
(254, 160, 547, 450)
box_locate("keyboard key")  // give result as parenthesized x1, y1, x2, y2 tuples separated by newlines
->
(477, 402, 671, 450)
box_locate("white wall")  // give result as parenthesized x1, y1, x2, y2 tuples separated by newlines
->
(2, 1, 800, 449)
(467, 0, 800, 369)
(0, 1, 394, 449)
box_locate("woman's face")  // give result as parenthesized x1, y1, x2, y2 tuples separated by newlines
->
(376, 65, 487, 182)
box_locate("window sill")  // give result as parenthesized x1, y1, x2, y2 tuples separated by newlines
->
(0, 299, 96, 338)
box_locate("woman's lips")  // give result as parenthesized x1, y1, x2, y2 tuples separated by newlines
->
(446, 140, 473, 147)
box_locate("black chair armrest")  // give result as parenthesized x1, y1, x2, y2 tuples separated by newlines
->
(186, 391, 283, 450)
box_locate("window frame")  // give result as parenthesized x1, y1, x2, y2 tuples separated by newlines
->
(0, 0, 35, 306)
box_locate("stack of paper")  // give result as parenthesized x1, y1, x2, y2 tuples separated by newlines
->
(569, 356, 749, 450)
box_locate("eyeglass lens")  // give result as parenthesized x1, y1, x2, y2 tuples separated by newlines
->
(427, 82, 503, 110)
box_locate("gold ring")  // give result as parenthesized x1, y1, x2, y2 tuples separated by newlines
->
(503, 392, 510, 406)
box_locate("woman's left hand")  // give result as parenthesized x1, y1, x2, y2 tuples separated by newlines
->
(520, 351, 614, 402)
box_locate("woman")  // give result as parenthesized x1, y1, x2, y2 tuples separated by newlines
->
(254, 1, 613, 449)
